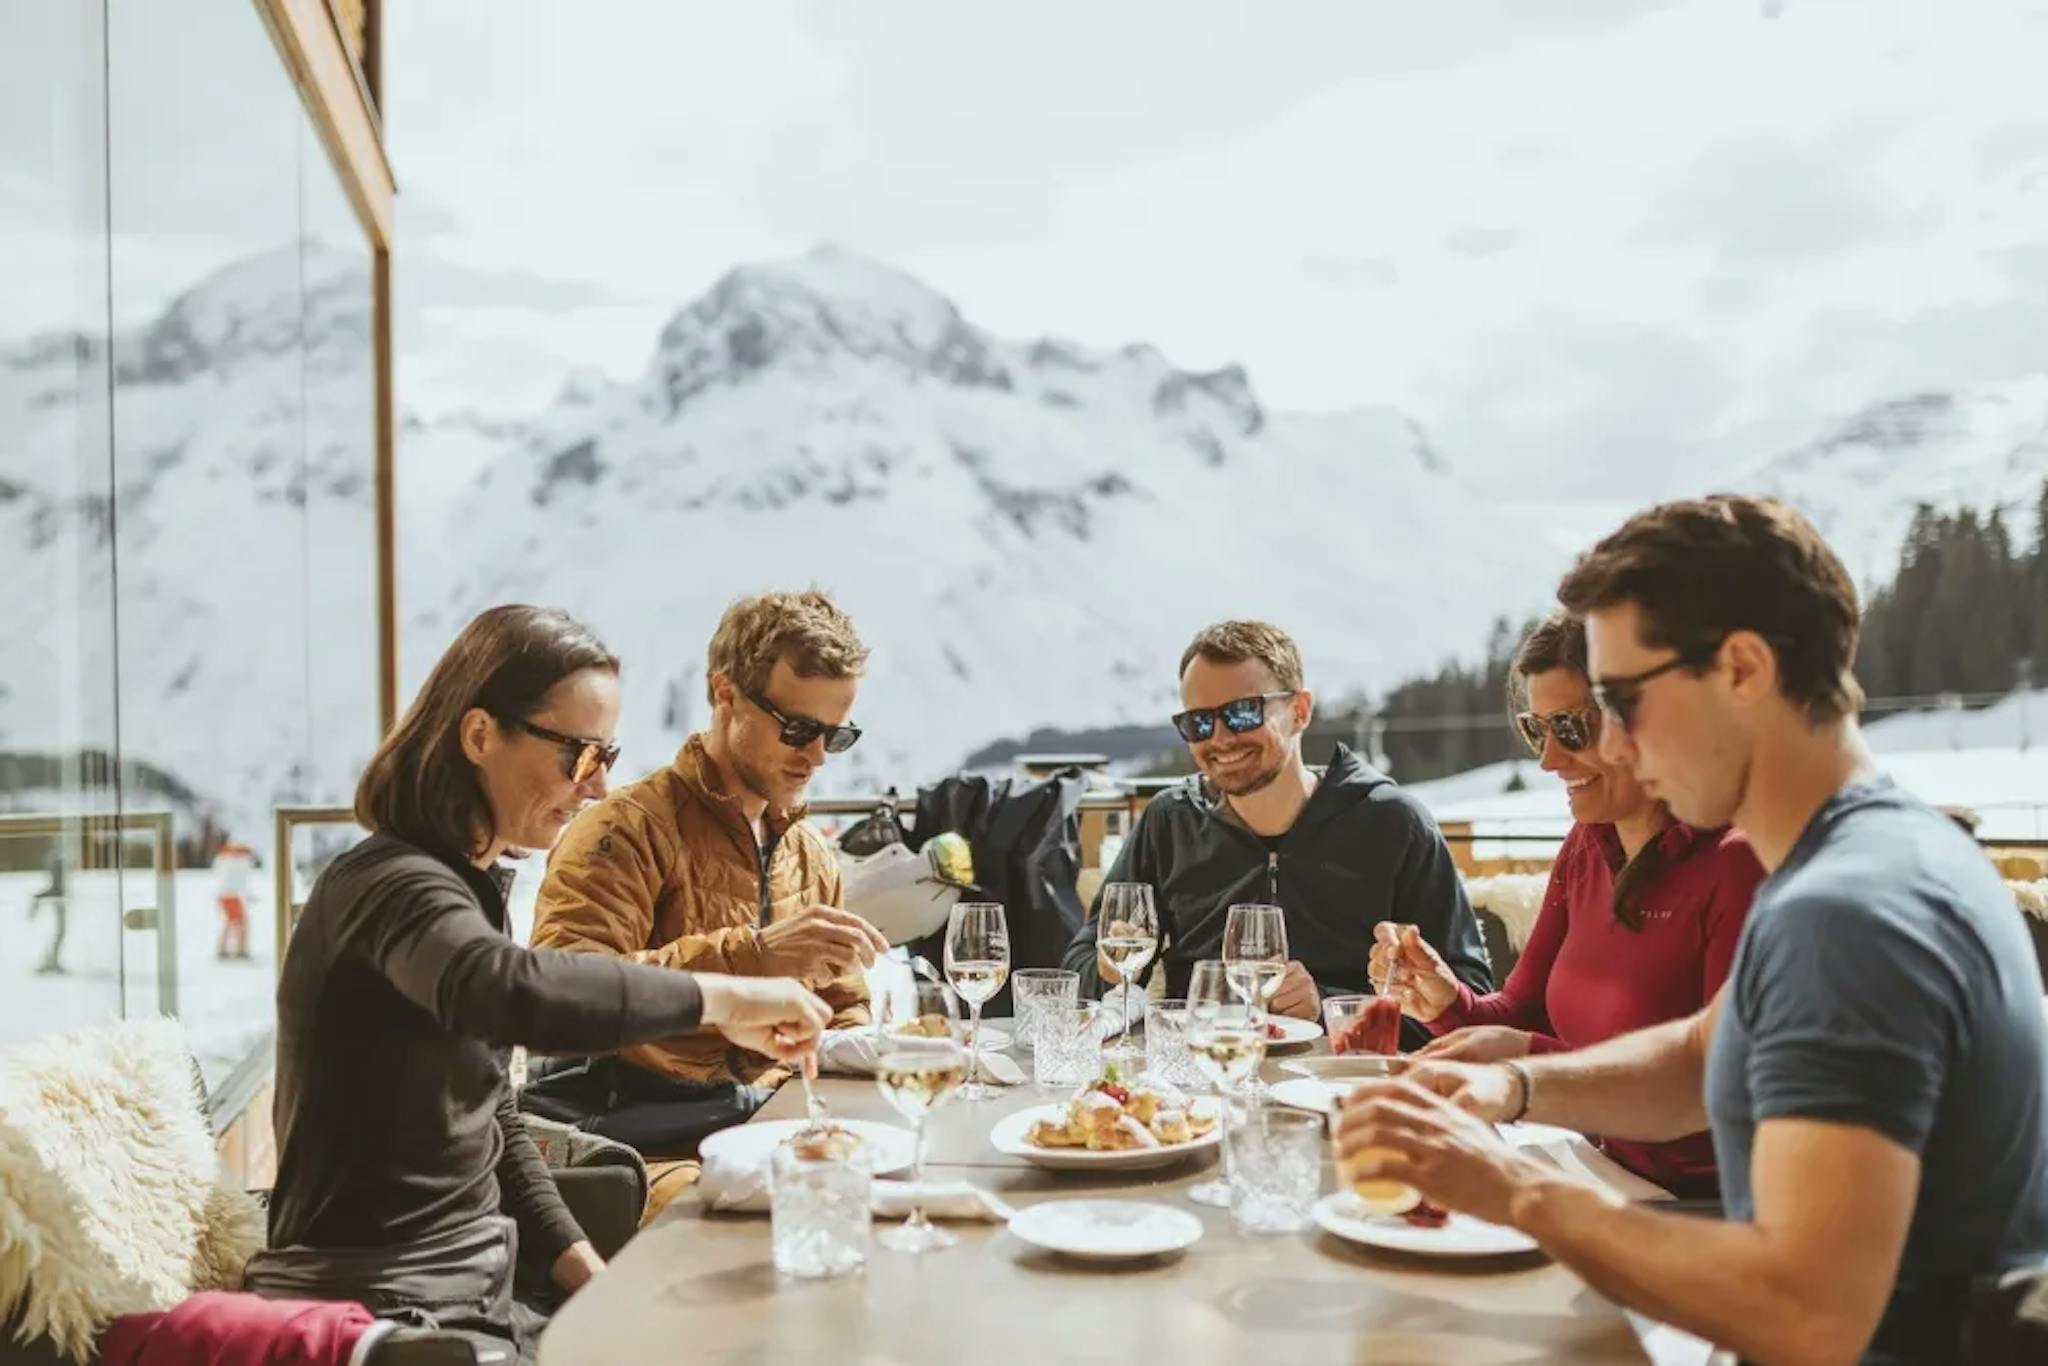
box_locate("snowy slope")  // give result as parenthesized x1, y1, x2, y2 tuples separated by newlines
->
(403, 246, 1567, 788)
(0, 242, 380, 852)
(1406, 695, 2048, 843)
(1741, 378, 2048, 585)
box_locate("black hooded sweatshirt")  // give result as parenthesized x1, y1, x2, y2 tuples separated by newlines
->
(1061, 745, 1493, 1049)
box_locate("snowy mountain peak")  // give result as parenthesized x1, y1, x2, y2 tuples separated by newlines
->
(649, 244, 1006, 413)
(1749, 376, 2048, 582)
(119, 239, 366, 388)
(639, 244, 1277, 448)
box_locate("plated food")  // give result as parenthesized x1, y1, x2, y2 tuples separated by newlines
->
(890, 1014, 1012, 1051)
(991, 1065, 1226, 1171)
(700, 1118, 919, 1177)
(785, 1123, 866, 1162)
(1310, 1192, 1538, 1258)
(1025, 1064, 1218, 1152)
(1257, 1016, 1323, 1049)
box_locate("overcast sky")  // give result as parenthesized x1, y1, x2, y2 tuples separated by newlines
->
(382, 0, 2048, 500)
(8, 0, 2047, 503)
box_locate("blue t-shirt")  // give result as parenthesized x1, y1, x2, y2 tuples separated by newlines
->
(1704, 776, 2048, 1364)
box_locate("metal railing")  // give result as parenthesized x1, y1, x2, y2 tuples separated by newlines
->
(273, 805, 360, 969)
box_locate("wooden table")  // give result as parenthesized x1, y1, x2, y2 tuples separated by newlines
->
(541, 1041, 1654, 1364)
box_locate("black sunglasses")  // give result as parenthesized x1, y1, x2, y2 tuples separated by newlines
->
(1171, 691, 1297, 744)
(1590, 640, 1727, 733)
(1514, 707, 1598, 756)
(506, 717, 620, 784)
(743, 688, 862, 754)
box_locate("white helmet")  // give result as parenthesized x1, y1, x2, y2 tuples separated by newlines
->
(837, 832, 975, 947)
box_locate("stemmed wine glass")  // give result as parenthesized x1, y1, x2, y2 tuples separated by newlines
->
(944, 902, 1010, 1101)
(1096, 882, 1158, 1062)
(872, 1032, 968, 1253)
(1184, 957, 1266, 1209)
(1223, 904, 1287, 1102)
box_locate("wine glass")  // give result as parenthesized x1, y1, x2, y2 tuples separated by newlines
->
(1184, 957, 1266, 1209)
(1222, 903, 1288, 1030)
(944, 902, 1009, 1101)
(1096, 882, 1159, 1062)
(872, 1035, 968, 1253)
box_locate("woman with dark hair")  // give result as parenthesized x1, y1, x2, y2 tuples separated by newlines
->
(1369, 612, 1763, 1197)
(251, 606, 830, 1353)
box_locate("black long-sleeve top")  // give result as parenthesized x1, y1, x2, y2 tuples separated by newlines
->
(268, 832, 706, 1268)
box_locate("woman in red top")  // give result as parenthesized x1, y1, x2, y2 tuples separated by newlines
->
(1369, 613, 1763, 1198)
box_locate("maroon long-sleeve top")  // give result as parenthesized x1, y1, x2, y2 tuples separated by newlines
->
(1434, 820, 1764, 1197)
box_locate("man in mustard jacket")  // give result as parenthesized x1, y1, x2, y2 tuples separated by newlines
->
(527, 590, 887, 1151)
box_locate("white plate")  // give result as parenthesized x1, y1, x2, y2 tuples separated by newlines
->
(1312, 1193, 1539, 1258)
(1497, 1120, 1580, 1148)
(1279, 1054, 1400, 1081)
(1261, 1016, 1323, 1051)
(965, 1025, 1013, 1052)
(1267, 1076, 1355, 1115)
(990, 1103, 1223, 1171)
(1009, 1199, 1204, 1261)
(697, 1118, 917, 1177)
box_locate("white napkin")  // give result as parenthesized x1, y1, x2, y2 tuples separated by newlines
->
(1499, 1123, 1675, 1203)
(696, 1149, 1014, 1221)
(817, 1028, 1026, 1085)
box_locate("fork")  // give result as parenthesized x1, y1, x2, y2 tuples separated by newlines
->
(796, 1057, 831, 1134)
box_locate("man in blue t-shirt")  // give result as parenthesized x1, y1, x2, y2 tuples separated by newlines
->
(1335, 495, 2048, 1364)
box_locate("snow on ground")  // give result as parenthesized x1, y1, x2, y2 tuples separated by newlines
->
(1405, 697, 2048, 858)
(0, 868, 277, 1091)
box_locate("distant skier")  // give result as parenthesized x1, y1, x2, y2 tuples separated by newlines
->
(214, 838, 254, 960)
(29, 847, 66, 975)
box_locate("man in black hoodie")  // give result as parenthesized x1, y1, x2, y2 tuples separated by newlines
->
(1062, 620, 1492, 1047)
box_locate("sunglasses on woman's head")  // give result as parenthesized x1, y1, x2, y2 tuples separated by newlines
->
(507, 717, 620, 784)
(743, 688, 862, 754)
(1170, 691, 1296, 744)
(1514, 708, 1598, 756)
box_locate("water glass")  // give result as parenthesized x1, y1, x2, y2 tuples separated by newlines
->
(1011, 968, 1080, 1053)
(1143, 999, 1204, 1090)
(1033, 1000, 1104, 1090)
(770, 1144, 872, 1278)
(1230, 1108, 1324, 1234)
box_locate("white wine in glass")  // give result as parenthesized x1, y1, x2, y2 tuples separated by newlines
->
(1184, 958, 1264, 1209)
(1222, 904, 1288, 1058)
(946, 960, 1007, 1005)
(1224, 960, 1284, 1012)
(874, 1037, 967, 1253)
(1096, 882, 1159, 1062)
(944, 902, 1010, 1101)
(1190, 1021, 1266, 1090)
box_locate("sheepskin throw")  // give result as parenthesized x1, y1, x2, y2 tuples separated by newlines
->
(0, 1020, 265, 1361)
(1462, 873, 1550, 952)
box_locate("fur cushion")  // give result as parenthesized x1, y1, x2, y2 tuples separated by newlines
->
(0, 1020, 265, 1362)
(1462, 873, 1550, 952)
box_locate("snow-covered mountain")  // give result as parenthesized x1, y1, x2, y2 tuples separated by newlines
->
(15, 236, 2048, 843)
(402, 247, 1565, 788)
(1741, 378, 2048, 586)
(0, 241, 381, 853)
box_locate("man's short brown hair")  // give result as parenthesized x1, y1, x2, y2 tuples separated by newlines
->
(1556, 494, 1864, 721)
(706, 589, 869, 704)
(1179, 620, 1304, 692)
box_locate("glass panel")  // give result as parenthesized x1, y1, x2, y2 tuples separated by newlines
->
(0, 3, 125, 1043)
(302, 121, 380, 816)
(105, 0, 310, 1085)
